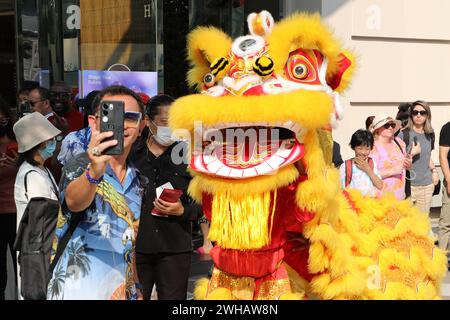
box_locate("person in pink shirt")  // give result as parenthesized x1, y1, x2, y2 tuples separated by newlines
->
(369, 114, 412, 200)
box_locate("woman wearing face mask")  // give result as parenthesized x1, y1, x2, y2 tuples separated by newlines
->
(0, 99, 19, 300)
(13, 112, 60, 299)
(14, 112, 61, 229)
(129, 94, 203, 300)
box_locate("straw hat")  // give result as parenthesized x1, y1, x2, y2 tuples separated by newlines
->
(369, 114, 401, 134)
(13, 112, 61, 153)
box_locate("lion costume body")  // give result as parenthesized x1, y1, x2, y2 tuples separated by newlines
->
(169, 11, 447, 299)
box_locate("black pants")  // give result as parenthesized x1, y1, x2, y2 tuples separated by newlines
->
(136, 252, 191, 300)
(0, 213, 17, 300)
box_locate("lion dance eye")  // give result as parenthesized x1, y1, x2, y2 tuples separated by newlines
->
(203, 73, 216, 87)
(293, 63, 308, 79)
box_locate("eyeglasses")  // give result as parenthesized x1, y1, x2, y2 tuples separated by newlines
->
(412, 110, 427, 116)
(383, 122, 396, 129)
(0, 117, 9, 126)
(28, 100, 44, 107)
(124, 111, 142, 126)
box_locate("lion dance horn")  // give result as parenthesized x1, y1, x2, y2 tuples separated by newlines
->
(247, 10, 274, 37)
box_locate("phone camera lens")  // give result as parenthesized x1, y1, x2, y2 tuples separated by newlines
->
(102, 104, 109, 110)
(103, 110, 108, 116)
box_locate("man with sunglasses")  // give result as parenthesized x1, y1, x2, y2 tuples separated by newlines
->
(50, 81, 83, 133)
(29, 87, 69, 135)
(47, 85, 146, 300)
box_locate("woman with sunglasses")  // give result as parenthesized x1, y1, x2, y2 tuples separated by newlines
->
(0, 99, 19, 300)
(398, 101, 438, 215)
(369, 114, 412, 200)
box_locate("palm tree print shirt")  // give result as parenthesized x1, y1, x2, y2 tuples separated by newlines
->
(47, 153, 145, 300)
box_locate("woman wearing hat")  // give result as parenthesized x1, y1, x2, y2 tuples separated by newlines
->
(369, 114, 412, 200)
(13, 112, 61, 299)
(13, 112, 61, 227)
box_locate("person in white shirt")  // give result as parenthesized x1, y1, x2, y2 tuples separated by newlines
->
(14, 112, 61, 227)
(340, 129, 383, 197)
(13, 112, 61, 300)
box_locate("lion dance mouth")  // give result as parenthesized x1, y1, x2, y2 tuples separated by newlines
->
(170, 10, 447, 300)
(192, 122, 305, 178)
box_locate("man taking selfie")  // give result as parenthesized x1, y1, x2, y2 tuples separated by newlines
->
(47, 85, 146, 300)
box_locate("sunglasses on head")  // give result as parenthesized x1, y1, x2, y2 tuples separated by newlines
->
(383, 122, 396, 129)
(412, 110, 427, 116)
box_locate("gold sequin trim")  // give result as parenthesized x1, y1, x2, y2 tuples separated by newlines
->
(208, 268, 255, 300)
(255, 278, 292, 300)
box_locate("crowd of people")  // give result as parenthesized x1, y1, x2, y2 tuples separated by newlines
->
(338, 101, 449, 251)
(0, 82, 449, 300)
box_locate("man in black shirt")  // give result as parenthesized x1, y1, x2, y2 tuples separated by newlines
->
(129, 95, 203, 300)
(438, 121, 450, 253)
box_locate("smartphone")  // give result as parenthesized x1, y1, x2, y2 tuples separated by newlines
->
(99, 100, 124, 155)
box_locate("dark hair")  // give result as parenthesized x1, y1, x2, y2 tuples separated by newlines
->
(17, 87, 30, 98)
(0, 96, 15, 140)
(82, 90, 100, 127)
(17, 143, 42, 167)
(396, 102, 411, 128)
(31, 87, 51, 101)
(93, 85, 145, 114)
(365, 116, 375, 130)
(349, 129, 374, 150)
(146, 94, 175, 120)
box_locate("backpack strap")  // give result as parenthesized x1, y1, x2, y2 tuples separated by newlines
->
(393, 137, 405, 155)
(345, 159, 353, 187)
(43, 167, 61, 202)
(368, 157, 374, 171)
(430, 132, 435, 151)
(402, 129, 410, 150)
(24, 170, 38, 201)
(49, 212, 82, 275)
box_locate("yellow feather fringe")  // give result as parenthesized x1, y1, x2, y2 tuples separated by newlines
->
(209, 189, 277, 250)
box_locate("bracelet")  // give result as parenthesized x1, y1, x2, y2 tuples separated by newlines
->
(85, 168, 103, 185)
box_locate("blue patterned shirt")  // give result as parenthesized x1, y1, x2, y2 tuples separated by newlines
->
(47, 153, 146, 300)
(57, 127, 91, 166)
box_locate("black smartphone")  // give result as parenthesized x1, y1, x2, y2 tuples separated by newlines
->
(99, 100, 124, 155)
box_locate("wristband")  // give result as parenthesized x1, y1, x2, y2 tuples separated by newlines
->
(85, 168, 103, 185)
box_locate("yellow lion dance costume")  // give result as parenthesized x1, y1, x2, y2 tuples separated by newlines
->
(170, 11, 447, 300)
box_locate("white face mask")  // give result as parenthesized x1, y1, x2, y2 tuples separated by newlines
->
(150, 121, 175, 146)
